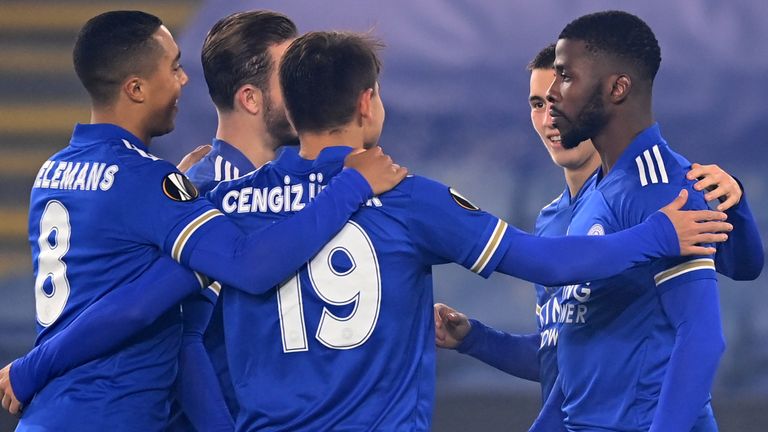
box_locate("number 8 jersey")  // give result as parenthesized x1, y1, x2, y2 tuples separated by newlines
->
(24, 123, 214, 431)
(207, 146, 513, 431)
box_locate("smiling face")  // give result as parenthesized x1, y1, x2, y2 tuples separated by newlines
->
(143, 25, 188, 138)
(547, 38, 609, 150)
(530, 67, 597, 169)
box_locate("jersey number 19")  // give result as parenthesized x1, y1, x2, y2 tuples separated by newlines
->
(277, 221, 381, 352)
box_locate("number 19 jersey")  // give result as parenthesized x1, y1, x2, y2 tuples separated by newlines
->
(207, 146, 513, 431)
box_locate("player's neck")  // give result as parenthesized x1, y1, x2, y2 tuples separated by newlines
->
(90, 108, 151, 145)
(563, 152, 601, 198)
(592, 110, 654, 174)
(298, 126, 365, 160)
(216, 113, 277, 168)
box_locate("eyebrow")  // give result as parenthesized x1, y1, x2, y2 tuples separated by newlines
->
(529, 95, 545, 103)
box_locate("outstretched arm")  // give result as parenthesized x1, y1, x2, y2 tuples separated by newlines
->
(179, 148, 407, 294)
(6, 257, 205, 406)
(495, 190, 731, 286)
(434, 303, 539, 380)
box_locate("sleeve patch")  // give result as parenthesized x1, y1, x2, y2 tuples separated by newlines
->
(449, 187, 480, 211)
(162, 172, 199, 202)
(654, 258, 715, 285)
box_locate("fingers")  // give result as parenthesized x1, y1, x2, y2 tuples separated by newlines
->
(695, 221, 733, 233)
(688, 209, 727, 223)
(664, 189, 688, 211)
(686, 162, 703, 180)
(693, 175, 719, 192)
(445, 312, 464, 326)
(1, 393, 9, 411)
(682, 245, 717, 256)
(693, 232, 729, 244)
(716, 195, 739, 212)
(8, 398, 20, 415)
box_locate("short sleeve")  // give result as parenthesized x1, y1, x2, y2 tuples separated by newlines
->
(406, 176, 512, 278)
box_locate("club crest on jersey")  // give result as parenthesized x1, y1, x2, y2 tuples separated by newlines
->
(588, 223, 605, 236)
(162, 172, 199, 202)
(449, 187, 479, 211)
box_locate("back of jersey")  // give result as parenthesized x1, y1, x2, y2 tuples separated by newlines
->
(209, 147, 512, 431)
(22, 124, 211, 432)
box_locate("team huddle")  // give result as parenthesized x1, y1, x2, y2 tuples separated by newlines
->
(0, 7, 762, 432)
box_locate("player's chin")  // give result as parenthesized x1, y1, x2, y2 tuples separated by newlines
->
(150, 121, 176, 138)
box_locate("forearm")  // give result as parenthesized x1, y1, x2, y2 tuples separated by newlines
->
(10, 257, 202, 404)
(176, 338, 234, 432)
(457, 320, 540, 381)
(185, 169, 372, 294)
(497, 212, 678, 286)
(716, 195, 764, 280)
(650, 278, 725, 432)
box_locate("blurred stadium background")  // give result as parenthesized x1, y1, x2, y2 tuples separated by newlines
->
(1, 1, 765, 430)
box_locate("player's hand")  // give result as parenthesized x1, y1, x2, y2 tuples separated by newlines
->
(344, 146, 407, 195)
(686, 163, 742, 211)
(177, 145, 212, 173)
(434, 303, 471, 349)
(0, 363, 22, 416)
(660, 189, 732, 256)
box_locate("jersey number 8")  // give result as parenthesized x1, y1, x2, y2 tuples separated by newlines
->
(35, 200, 72, 327)
(278, 221, 381, 352)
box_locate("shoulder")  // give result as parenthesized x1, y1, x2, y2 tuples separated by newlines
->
(608, 144, 706, 224)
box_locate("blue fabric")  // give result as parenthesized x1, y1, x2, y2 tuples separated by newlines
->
(20, 123, 217, 431)
(169, 138, 254, 431)
(174, 293, 234, 432)
(11, 256, 202, 405)
(650, 278, 724, 431)
(457, 320, 539, 381)
(18, 124, 372, 431)
(207, 146, 514, 430)
(714, 184, 764, 280)
(557, 123, 721, 431)
(458, 175, 597, 404)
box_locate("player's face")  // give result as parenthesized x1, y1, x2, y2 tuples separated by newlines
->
(263, 39, 298, 147)
(363, 83, 385, 149)
(547, 39, 607, 149)
(529, 68, 597, 169)
(144, 26, 188, 138)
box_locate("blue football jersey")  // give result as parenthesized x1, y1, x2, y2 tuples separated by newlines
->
(532, 174, 595, 403)
(557, 124, 718, 431)
(207, 146, 513, 431)
(171, 138, 256, 428)
(20, 124, 218, 432)
(186, 138, 256, 195)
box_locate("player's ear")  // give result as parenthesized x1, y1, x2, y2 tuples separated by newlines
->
(358, 88, 374, 126)
(609, 74, 631, 103)
(235, 84, 263, 116)
(123, 77, 146, 103)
